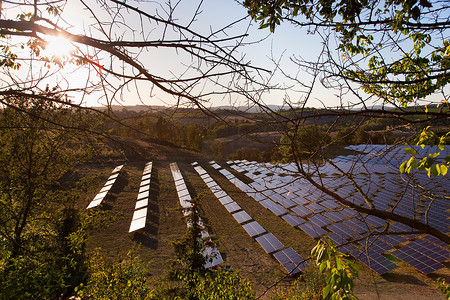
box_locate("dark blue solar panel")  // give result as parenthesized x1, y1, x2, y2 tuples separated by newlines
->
(340, 208, 359, 218)
(298, 222, 327, 239)
(292, 197, 310, 206)
(309, 214, 333, 227)
(362, 215, 387, 228)
(327, 233, 347, 246)
(322, 211, 346, 222)
(255, 233, 284, 254)
(232, 211, 252, 224)
(405, 238, 450, 262)
(273, 247, 307, 275)
(423, 235, 449, 249)
(305, 202, 326, 213)
(242, 221, 266, 237)
(291, 205, 313, 217)
(352, 250, 398, 275)
(282, 213, 306, 227)
(327, 223, 358, 240)
(391, 245, 446, 274)
(320, 199, 341, 209)
(343, 218, 369, 234)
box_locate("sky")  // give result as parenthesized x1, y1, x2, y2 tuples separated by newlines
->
(2, 0, 446, 109)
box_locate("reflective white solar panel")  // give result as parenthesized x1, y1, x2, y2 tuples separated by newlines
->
(104, 179, 116, 187)
(93, 191, 108, 201)
(203, 245, 224, 268)
(86, 199, 102, 209)
(99, 185, 111, 193)
(132, 208, 147, 220)
(87, 165, 125, 209)
(108, 172, 119, 180)
(141, 173, 151, 181)
(213, 189, 227, 199)
(135, 199, 148, 209)
(177, 188, 190, 199)
(112, 164, 124, 173)
(129, 216, 146, 232)
(139, 185, 149, 194)
(140, 178, 151, 187)
(137, 190, 149, 200)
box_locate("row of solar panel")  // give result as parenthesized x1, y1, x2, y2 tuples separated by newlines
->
(194, 162, 307, 275)
(170, 162, 224, 269)
(86, 164, 124, 209)
(225, 159, 449, 275)
(129, 162, 153, 232)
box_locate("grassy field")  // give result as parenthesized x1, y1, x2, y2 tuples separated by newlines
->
(76, 139, 449, 299)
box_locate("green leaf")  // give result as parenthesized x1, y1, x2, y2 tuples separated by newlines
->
(431, 164, 440, 176)
(323, 283, 331, 298)
(320, 261, 327, 273)
(403, 147, 417, 155)
(440, 165, 448, 176)
(399, 161, 408, 173)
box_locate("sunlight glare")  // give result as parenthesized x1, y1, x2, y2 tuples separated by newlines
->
(42, 35, 75, 58)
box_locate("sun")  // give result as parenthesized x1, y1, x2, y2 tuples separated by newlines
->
(42, 35, 75, 58)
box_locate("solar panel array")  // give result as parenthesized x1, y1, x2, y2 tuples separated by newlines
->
(170, 162, 224, 268)
(129, 162, 152, 232)
(86, 164, 124, 209)
(219, 147, 449, 275)
(194, 162, 307, 275)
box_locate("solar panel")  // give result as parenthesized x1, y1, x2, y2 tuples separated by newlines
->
(132, 208, 147, 220)
(194, 166, 207, 175)
(255, 233, 284, 254)
(308, 214, 332, 227)
(139, 185, 149, 193)
(305, 202, 325, 213)
(322, 211, 346, 222)
(404, 238, 450, 262)
(213, 189, 227, 199)
(203, 245, 224, 268)
(273, 247, 307, 275)
(232, 211, 252, 224)
(298, 222, 327, 239)
(282, 213, 306, 227)
(140, 178, 151, 187)
(129, 216, 146, 232)
(112, 164, 124, 173)
(242, 221, 266, 237)
(93, 191, 108, 201)
(352, 250, 398, 275)
(391, 246, 445, 275)
(327, 223, 358, 240)
(219, 195, 234, 205)
(224, 201, 241, 213)
(135, 199, 148, 209)
(108, 172, 119, 180)
(99, 185, 111, 193)
(291, 205, 312, 217)
(86, 199, 102, 209)
(343, 218, 369, 234)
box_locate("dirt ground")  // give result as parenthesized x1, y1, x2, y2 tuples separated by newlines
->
(76, 139, 449, 299)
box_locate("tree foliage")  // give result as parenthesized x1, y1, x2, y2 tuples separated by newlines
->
(311, 239, 359, 300)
